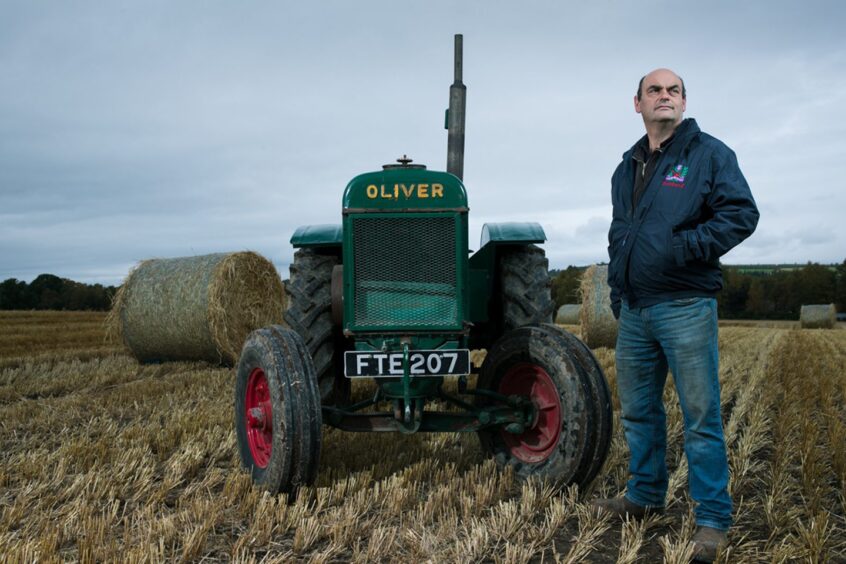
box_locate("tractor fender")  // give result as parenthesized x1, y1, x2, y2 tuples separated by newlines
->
(290, 224, 343, 249)
(479, 222, 546, 249)
(467, 223, 548, 338)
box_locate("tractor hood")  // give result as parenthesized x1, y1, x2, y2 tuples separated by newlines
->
(342, 166, 468, 212)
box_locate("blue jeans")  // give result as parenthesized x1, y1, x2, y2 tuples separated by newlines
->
(616, 297, 731, 531)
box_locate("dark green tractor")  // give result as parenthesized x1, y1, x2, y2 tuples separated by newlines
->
(234, 36, 612, 494)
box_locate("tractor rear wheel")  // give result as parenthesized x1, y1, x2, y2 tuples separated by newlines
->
(499, 244, 554, 332)
(284, 248, 349, 405)
(476, 324, 611, 488)
(235, 326, 322, 494)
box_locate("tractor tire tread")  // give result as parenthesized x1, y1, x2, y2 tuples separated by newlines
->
(284, 248, 341, 404)
(500, 245, 554, 332)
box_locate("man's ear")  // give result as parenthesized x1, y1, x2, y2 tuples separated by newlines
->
(634, 95, 642, 114)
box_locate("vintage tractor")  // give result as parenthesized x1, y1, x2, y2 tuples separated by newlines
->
(234, 35, 612, 494)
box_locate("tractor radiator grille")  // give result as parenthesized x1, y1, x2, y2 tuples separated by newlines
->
(352, 215, 458, 329)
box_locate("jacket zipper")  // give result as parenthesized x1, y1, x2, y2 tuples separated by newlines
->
(631, 146, 664, 219)
(631, 157, 645, 219)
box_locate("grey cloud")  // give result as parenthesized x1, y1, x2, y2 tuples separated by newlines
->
(1, 1, 845, 284)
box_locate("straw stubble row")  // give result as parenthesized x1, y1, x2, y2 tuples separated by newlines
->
(2, 314, 846, 561)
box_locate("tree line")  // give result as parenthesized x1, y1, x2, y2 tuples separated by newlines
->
(3, 261, 845, 317)
(0, 274, 118, 311)
(551, 260, 846, 320)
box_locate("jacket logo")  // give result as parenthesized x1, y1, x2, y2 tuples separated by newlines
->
(662, 164, 688, 188)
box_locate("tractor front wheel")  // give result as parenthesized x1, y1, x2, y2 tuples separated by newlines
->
(235, 326, 322, 494)
(476, 324, 611, 488)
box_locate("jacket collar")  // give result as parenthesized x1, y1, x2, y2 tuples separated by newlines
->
(624, 118, 700, 163)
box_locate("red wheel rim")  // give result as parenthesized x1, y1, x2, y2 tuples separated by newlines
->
(498, 363, 562, 463)
(245, 367, 273, 468)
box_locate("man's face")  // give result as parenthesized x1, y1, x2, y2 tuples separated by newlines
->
(634, 69, 686, 126)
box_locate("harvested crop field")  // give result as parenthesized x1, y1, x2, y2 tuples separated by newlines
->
(1, 311, 845, 562)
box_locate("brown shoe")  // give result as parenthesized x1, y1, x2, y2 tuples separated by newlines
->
(590, 496, 664, 521)
(691, 526, 728, 563)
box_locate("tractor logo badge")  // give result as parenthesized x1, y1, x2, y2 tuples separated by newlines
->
(662, 164, 688, 188)
(365, 183, 445, 200)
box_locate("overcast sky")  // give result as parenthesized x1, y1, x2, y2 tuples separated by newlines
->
(1, 1, 844, 285)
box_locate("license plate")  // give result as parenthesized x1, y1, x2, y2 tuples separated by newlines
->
(344, 349, 470, 378)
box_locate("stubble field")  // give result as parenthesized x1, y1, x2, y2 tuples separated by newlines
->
(1, 311, 845, 562)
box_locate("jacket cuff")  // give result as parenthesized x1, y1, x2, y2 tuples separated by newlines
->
(672, 233, 687, 266)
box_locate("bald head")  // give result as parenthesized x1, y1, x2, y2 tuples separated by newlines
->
(637, 68, 686, 101)
(634, 68, 687, 132)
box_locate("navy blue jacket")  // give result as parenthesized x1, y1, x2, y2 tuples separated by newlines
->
(607, 118, 759, 317)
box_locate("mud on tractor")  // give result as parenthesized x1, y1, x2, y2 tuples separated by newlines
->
(234, 35, 613, 494)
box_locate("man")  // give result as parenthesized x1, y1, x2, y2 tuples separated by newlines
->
(594, 69, 759, 562)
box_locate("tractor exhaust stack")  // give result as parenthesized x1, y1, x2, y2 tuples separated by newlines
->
(446, 34, 466, 180)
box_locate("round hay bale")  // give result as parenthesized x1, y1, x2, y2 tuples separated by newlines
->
(108, 252, 286, 365)
(579, 264, 618, 348)
(556, 304, 581, 325)
(470, 349, 487, 369)
(799, 304, 836, 329)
